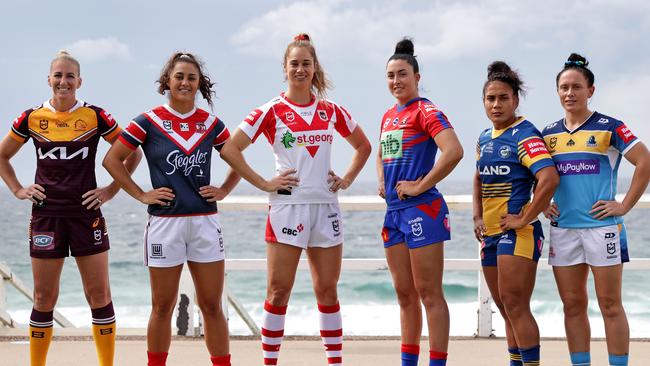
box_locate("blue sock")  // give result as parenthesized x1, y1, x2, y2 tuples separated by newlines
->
(570, 352, 591, 366)
(401, 344, 419, 366)
(509, 347, 523, 366)
(609, 354, 628, 366)
(519, 345, 540, 366)
(429, 350, 447, 366)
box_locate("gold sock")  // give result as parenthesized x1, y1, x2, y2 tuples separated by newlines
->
(29, 325, 53, 366)
(92, 322, 116, 366)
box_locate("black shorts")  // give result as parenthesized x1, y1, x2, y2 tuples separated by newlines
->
(29, 215, 110, 258)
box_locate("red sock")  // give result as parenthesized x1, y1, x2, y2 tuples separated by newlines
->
(211, 354, 231, 366)
(147, 351, 168, 366)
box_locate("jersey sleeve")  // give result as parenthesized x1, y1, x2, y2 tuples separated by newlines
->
(333, 103, 357, 137)
(238, 105, 275, 144)
(611, 120, 640, 155)
(96, 108, 121, 141)
(212, 119, 231, 152)
(119, 114, 149, 150)
(8, 109, 32, 143)
(419, 107, 453, 139)
(517, 131, 555, 175)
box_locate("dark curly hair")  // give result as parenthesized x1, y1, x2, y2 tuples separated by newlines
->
(483, 61, 525, 98)
(556, 53, 594, 87)
(156, 52, 215, 108)
(387, 37, 419, 74)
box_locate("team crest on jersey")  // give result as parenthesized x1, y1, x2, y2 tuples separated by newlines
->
(399, 117, 408, 128)
(163, 120, 172, 130)
(549, 137, 557, 149)
(196, 122, 206, 133)
(383, 118, 391, 128)
(39, 120, 48, 130)
(318, 110, 328, 121)
(180, 122, 189, 132)
(392, 117, 399, 126)
(281, 131, 296, 148)
(285, 112, 295, 122)
(499, 146, 511, 158)
(586, 135, 597, 147)
(74, 119, 87, 131)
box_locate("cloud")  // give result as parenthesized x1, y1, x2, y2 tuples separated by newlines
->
(229, 0, 650, 64)
(596, 69, 650, 140)
(64, 37, 133, 63)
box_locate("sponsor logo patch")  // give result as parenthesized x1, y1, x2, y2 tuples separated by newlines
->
(523, 138, 548, 158)
(32, 232, 55, 250)
(556, 159, 600, 176)
(99, 328, 113, 335)
(380, 130, 403, 159)
(151, 244, 163, 257)
(282, 224, 304, 236)
(616, 124, 635, 144)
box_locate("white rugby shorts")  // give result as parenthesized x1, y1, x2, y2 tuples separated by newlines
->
(265, 203, 343, 249)
(548, 224, 626, 267)
(144, 214, 225, 267)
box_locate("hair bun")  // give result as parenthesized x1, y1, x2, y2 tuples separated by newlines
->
(394, 38, 414, 55)
(56, 50, 71, 56)
(294, 33, 311, 42)
(487, 61, 512, 77)
(566, 53, 589, 67)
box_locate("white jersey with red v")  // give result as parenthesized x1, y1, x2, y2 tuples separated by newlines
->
(119, 104, 230, 216)
(239, 94, 357, 204)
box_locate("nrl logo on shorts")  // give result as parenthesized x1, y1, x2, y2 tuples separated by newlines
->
(318, 110, 327, 121)
(606, 242, 616, 255)
(332, 219, 340, 233)
(93, 229, 102, 242)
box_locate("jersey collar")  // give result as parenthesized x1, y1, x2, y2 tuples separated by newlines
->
(163, 103, 197, 119)
(281, 92, 316, 108)
(43, 99, 83, 113)
(491, 116, 525, 139)
(562, 111, 596, 134)
(396, 97, 428, 113)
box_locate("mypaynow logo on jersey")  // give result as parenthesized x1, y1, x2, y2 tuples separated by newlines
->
(166, 149, 208, 176)
(556, 159, 600, 175)
(380, 130, 403, 159)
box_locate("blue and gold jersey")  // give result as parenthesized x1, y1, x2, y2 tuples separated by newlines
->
(542, 112, 639, 228)
(477, 118, 554, 236)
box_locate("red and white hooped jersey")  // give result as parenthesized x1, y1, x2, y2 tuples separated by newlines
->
(238, 93, 357, 204)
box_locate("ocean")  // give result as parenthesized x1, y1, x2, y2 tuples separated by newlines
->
(1, 181, 649, 337)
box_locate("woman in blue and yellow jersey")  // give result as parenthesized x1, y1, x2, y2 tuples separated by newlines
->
(378, 38, 463, 366)
(0, 51, 141, 366)
(473, 61, 559, 366)
(542, 54, 650, 366)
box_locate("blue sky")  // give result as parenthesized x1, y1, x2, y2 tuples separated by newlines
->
(1, 0, 648, 190)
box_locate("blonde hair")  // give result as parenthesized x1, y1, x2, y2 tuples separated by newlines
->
(283, 33, 332, 100)
(50, 50, 80, 75)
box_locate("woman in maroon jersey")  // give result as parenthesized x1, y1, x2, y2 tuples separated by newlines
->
(0, 50, 140, 366)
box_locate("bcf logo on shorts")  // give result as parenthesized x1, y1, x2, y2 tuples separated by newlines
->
(32, 233, 55, 250)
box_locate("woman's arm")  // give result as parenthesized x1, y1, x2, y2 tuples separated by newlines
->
(0, 135, 44, 203)
(395, 128, 464, 200)
(218, 129, 299, 192)
(328, 126, 371, 192)
(102, 140, 174, 205)
(199, 168, 241, 202)
(83, 134, 143, 209)
(500, 166, 559, 231)
(590, 142, 650, 219)
(376, 144, 386, 198)
(472, 170, 486, 241)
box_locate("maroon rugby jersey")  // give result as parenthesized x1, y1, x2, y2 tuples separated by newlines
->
(9, 100, 121, 217)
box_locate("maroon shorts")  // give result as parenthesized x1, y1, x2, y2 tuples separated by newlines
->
(29, 215, 110, 258)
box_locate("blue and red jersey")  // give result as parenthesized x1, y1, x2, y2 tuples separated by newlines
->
(119, 104, 230, 216)
(379, 97, 452, 211)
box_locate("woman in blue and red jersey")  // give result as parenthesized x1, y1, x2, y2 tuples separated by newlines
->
(103, 52, 237, 366)
(473, 61, 559, 366)
(0, 51, 141, 366)
(377, 38, 463, 366)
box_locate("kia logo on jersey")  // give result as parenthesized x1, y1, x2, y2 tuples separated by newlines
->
(38, 146, 89, 160)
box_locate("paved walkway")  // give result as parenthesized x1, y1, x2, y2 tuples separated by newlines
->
(1, 336, 648, 365)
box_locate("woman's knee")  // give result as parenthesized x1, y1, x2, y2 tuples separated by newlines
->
(197, 299, 224, 318)
(415, 285, 446, 309)
(33, 288, 59, 310)
(561, 292, 589, 318)
(267, 284, 293, 305)
(597, 294, 624, 319)
(83, 284, 112, 309)
(151, 297, 177, 318)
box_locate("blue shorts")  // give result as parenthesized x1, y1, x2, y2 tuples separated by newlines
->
(382, 197, 451, 249)
(481, 220, 544, 266)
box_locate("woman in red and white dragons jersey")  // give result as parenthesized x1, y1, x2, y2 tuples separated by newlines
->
(220, 33, 371, 366)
